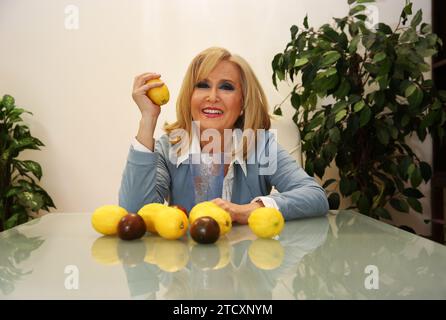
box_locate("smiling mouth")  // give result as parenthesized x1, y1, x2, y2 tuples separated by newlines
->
(202, 107, 224, 118)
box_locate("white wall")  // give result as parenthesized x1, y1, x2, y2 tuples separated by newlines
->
(0, 0, 432, 233)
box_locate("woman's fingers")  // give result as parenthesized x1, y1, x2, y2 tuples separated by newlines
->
(133, 81, 164, 96)
(133, 72, 161, 90)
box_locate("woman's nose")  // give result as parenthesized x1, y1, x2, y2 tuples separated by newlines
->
(206, 87, 219, 102)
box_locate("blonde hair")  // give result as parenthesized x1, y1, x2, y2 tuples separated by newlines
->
(164, 47, 271, 155)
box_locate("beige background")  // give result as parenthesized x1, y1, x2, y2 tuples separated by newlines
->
(0, 0, 433, 235)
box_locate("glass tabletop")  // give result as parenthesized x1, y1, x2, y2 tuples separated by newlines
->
(0, 210, 445, 299)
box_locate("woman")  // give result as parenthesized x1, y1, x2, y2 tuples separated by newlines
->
(119, 47, 328, 224)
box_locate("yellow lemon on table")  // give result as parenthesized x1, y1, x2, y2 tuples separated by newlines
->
(91, 205, 128, 236)
(90, 236, 119, 265)
(248, 207, 284, 238)
(138, 203, 167, 234)
(155, 206, 189, 240)
(248, 238, 284, 270)
(190, 201, 219, 211)
(146, 78, 170, 106)
(189, 202, 232, 236)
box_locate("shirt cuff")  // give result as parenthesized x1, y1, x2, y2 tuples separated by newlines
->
(132, 137, 153, 153)
(251, 196, 279, 210)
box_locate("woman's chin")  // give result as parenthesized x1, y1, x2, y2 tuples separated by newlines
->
(196, 118, 226, 131)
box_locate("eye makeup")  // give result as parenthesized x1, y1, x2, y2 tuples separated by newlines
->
(194, 80, 235, 91)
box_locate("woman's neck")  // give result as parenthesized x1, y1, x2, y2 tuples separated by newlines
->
(199, 129, 232, 154)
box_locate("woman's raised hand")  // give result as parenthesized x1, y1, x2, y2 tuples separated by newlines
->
(132, 72, 164, 119)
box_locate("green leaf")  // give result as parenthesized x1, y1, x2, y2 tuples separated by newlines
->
(353, 100, 365, 112)
(362, 34, 377, 49)
(303, 15, 309, 29)
(410, 167, 423, 188)
(405, 84, 417, 97)
(400, 2, 412, 25)
(351, 191, 361, 204)
(439, 90, 446, 101)
(349, 35, 360, 54)
(5, 186, 22, 198)
(16, 191, 44, 211)
(322, 143, 337, 162)
(2, 94, 15, 108)
(373, 52, 387, 63)
(328, 192, 340, 210)
(401, 114, 410, 128)
(273, 107, 282, 116)
(377, 23, 393, 35)
(403, 188, 424, 199)
(15, 160, 43, 180)
(294, 57, 309, 67)
(313, 157, 326, 178)
(376, 75, 389, 90)
(417, 48, 437, 57)
(421, 23, 432, 34)
(407, 197, 422, 213)
(339, 178, 351, 195)
(349, 5, 366, 16)
(376, 126, 389, 145)
(390, 198, 409, 213)
(307, 114, 324, 130)
(290, 25, 299, 39)
(305, 160, 314, 176)
(5, 213, 19, 229)
(320, 68, 337, 78)
(331, 101, 347, 115)
(329, 127, 341, 143)
(323, 178, 337, 189)
(359, 107, 371, 127)
(354, 14, 368, 21)
(291, 93, 301, 109)
(407, 87, 423, 109)
(400, 29, 417, 43)
(410, 9, 422, 28)
(374, 207, 392, 220)
(407, 163, 416, 177)
(321, 51, 341, 67)
(334, 79, 351, 98)
(419, 161, 432, 182)
(358, 195, 370, 214)
(335, 109, 347, 123)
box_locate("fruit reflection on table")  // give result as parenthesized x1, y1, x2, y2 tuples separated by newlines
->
(90, 201, 286, 274)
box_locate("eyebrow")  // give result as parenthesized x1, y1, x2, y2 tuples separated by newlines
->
(201, 78, 236, 84)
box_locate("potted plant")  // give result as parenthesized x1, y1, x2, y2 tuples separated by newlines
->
(0, 94, 55, 231)
(271, 0, 446, 220)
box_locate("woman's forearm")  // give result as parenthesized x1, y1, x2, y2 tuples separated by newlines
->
(136, 116, 158, 151)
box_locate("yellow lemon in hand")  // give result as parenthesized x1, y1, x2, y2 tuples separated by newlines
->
(155, 207, 189, 240)
(146, 78, 170, 106)
(91, 205, 128, 236)
(248, 238, 284, 270)
(248, 207, 284, 238)
(189, 202, 232, 236)
(138, 203, 167, 234)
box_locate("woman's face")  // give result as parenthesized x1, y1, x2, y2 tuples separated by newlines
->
(191, 60, 244, 133)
